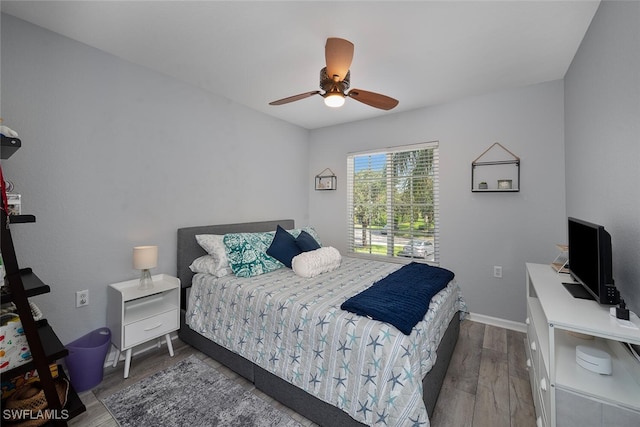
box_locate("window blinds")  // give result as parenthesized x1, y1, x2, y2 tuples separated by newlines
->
(347, 141, 439, 263)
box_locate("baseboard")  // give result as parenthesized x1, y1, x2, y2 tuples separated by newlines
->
(103, 331, 180, 368)
(468, 312, 526, 333)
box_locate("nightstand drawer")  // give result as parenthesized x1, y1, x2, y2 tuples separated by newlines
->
(123, 309, 178, 348)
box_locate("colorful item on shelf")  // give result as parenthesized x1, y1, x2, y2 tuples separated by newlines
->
(1, 313, 33, 373)
(4, 378, 69, 426)
(1, 364, 58, 399)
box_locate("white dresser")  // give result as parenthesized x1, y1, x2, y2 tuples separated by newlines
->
(525, 263, 640, 427)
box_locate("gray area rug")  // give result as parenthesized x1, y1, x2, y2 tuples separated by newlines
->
(102, 355, 304, 427)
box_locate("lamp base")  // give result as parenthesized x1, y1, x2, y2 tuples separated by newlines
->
(138, 269, 154, 290)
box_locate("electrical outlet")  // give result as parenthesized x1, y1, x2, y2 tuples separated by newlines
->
(76, 290, 89, 307)
(493, 266, 503, 278)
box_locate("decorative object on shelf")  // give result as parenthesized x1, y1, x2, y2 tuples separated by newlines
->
(0, 313, 33, 372)
(497, 179, 512, 190)
(4, 377, 70, 424)
(6, 194, 21, 216)
(315, 168, 337, 190)
(132, 246, 158, 290)
(551, 244, 569, 273)
(471, 142, 520, 192)
(1, 363, 59, 400)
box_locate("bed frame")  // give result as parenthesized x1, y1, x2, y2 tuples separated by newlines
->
(177, 219, 460, 427)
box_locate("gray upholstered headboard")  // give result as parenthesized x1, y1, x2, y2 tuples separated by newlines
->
(176, 219, 294, 289)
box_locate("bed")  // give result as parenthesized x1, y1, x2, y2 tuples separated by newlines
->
(177, 219, 465, 427)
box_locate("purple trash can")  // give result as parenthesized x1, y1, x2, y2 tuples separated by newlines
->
(64, 328, 111, 392)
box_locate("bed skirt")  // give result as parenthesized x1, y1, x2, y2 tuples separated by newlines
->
(179, 310, 460, 427)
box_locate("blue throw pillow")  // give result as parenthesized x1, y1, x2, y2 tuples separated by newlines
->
(266, 225, 302, 268)
(295, 230, 321, 252)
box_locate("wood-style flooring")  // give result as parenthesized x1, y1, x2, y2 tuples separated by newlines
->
(68, 320, 535, 427)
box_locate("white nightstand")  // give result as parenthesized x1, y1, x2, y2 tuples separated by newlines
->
(107, 274, 180, 378)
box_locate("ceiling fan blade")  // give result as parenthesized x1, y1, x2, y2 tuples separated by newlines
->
(269, 91, 321, 106)
(348, 89, 399, 110)
(325, 38, 354, 82)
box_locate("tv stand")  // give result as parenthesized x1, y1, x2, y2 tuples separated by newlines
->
(526, 263, 640, 427)
(561, 282, 594, 300)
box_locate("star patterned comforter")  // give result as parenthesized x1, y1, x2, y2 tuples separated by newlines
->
(186, 257, 466, 426)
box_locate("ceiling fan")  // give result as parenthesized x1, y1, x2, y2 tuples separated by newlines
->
(269, 38, 399, 110)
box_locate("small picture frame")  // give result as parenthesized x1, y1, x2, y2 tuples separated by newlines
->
(315, 175, 337, 190)
(7, 193, 21, 215)
(497, 179, 513, 190)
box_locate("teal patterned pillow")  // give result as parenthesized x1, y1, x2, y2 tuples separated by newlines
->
(223, 231, 283, 277)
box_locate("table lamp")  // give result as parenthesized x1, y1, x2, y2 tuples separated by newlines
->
(133, 245, 158, 290)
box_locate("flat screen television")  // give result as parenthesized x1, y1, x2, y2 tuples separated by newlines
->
(565, 217, 618, 305)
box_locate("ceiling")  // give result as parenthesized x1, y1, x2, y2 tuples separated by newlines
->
(1, 1, 600, 130)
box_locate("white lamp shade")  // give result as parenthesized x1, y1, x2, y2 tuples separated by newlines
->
(133, 246, 158, 270)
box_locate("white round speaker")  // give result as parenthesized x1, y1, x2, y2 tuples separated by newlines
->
(576, 345, 612, 375)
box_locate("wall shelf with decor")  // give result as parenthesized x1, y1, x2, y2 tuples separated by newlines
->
(472, 142, 520, 192)
(315, 168, 337, 191)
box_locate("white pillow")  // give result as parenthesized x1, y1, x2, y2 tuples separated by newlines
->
(196, 234, 229, 268)
(291, 247, 341, 278)
(189, 255, 232, 278)
(195, 234, 231, 276)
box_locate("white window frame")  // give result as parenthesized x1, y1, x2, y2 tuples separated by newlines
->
(347, 141, 440, 264)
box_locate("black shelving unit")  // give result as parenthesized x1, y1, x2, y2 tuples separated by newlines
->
(1, 139, 85, 425)
(1, 135, 22, 159)
(1, 268, 50, 304)
(8, 214, 36, 224)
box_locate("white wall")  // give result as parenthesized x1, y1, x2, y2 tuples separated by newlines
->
(7, 4, 616, 338)
(565, 0, 640, 314)
(1, 14, 310, 344)
(309, 81, 566, 323)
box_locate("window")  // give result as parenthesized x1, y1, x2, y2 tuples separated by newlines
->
(347, 141, 439, 263)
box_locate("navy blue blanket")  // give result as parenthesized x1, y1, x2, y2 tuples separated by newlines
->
(340, 262, 455, 335)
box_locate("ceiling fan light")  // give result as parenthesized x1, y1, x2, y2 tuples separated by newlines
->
(324, 93, 345, 108)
